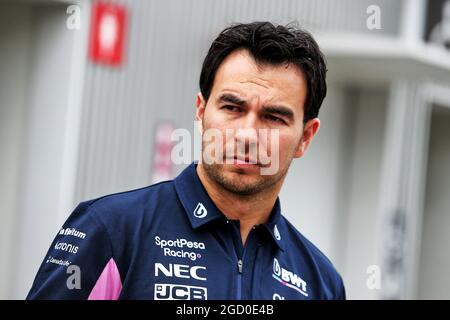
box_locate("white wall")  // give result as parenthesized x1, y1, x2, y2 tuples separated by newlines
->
(341, 87, 387, 299)
(281, 84, 352, 269)
(10, 4, 78, 299)
(0, 3, 32, 300)
(282, 85, 388, 299)
(418, 106, 450, 299)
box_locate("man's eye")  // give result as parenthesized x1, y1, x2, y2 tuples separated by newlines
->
(264, 114, 285, 124)
(223, 105, 241, 112)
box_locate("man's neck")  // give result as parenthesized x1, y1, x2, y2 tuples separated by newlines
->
(196, 163, 282, 245)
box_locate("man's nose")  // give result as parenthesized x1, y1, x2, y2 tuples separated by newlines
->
(237, 111, 262, 131)
(234, 113, 260, 151)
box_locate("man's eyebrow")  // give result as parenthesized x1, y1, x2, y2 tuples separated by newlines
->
(262, 105, 295, 120)
(218, 93, 246, 105)
(218, 93, 295, 120)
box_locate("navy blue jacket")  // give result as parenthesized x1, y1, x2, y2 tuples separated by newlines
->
(27, 162, 345, 300)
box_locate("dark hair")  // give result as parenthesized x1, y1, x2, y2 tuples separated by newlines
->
(199, 21, 327, 122)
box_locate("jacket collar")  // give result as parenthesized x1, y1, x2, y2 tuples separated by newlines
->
(174, 162, 285, 251)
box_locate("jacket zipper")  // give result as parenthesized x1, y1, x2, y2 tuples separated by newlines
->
(236, 259, 243, 299)
(230, 220, 251, 300)
(236, 245, 246, 300)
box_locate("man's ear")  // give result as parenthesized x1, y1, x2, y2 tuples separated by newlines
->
(294, 118, 320, 158)
(196, 92, 206, 134)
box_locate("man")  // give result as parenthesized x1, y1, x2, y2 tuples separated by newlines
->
(27, 22, 345, 300)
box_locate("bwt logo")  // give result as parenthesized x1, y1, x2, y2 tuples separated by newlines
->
(154, 263, 207, 281)
(272, 258, 308, 297)
(154, 283, 207, 300)
(273, 258, 281, 276)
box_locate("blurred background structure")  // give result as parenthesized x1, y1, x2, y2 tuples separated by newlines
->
(1, 0, 450, 299)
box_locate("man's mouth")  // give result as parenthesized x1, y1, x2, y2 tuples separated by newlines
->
(228, 156, 261, 168)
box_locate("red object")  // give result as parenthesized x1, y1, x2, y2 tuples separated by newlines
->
(151, 122, 175, 183)
(89, 1, 127, 66)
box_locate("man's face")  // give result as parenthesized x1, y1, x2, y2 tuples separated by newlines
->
(196, 49, 320, 196)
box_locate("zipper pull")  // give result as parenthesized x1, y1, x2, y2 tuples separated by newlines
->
(237, 259, 243, 274)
